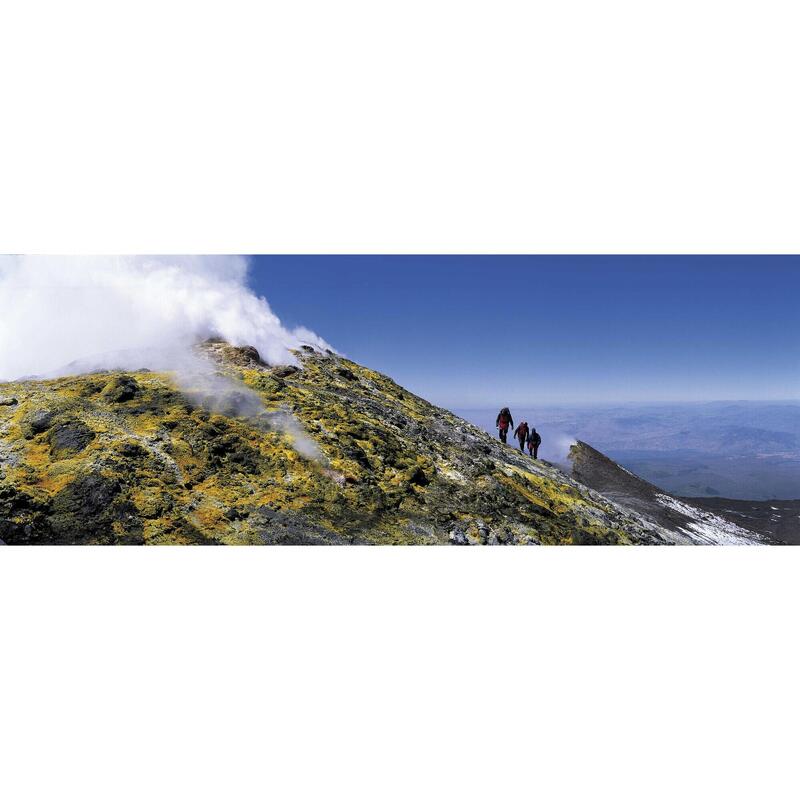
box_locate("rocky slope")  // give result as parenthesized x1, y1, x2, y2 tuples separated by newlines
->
(0, 343, 768, 545)
(680, 496, 800, 545)
(569, 442, 768, 545)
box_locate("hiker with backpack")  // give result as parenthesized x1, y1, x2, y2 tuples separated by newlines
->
(514, 421, 530, 453)
(496, 407, 514, 444)
(528, 427, 542, 460)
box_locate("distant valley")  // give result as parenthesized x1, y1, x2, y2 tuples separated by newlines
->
(457, 401, 800, 501)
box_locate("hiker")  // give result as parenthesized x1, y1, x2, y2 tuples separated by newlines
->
(528, 427, 542, 460)
(496, 407, 514, 444)
(514, 421, 530, 452)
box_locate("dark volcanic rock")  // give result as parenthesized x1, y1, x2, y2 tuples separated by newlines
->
(272, 365, 300, 379)
(568, 441, 764, 544)
(0, 484, 50, 545)
(407, 466, 430, 486)
(204, 426, 262, 473)
(52, 474, 120, 517)
(48, 420, 95, 458)
(118, 442, 149, 461)
(102, 376, 140, 403)
(22, 409, 55, 438)
(49, 474, 123, 543)
(253, 508, 352, 546)
(233, 346, 263, 366)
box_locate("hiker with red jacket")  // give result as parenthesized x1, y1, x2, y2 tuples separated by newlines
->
(527, 427, 542, 460)
(496, 407, 514, 444)
(514, 421, 530, 452)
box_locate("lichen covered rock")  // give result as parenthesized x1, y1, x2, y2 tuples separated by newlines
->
(22, 409, 55, 438)
(0, 345, 674, 546)
(102, 376, 140, 403)
(48, 420, 96, 458)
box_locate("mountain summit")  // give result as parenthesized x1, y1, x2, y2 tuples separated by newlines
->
(0, 343, 767, 545)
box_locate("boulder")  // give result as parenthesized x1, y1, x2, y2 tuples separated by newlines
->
(406, 466, 430, 487)
(449, 530, 470, 546)
(52, 473, 120, 517)
(22, 409, 55, 438)
(272, 365, 300, 379)
(233, 346, 263, 366)
(102, 376, 140, 403)
(49, 473, 125, 543)
(48, 420, 95, 458)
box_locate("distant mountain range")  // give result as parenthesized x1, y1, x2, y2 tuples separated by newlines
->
(457, 401, 800, 501)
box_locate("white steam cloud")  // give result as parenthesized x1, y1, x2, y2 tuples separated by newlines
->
(178, 368, 327, 464)
(0, 255, 334, 461)
(0, 255, 333, 380)
(551, 433, 579, 464)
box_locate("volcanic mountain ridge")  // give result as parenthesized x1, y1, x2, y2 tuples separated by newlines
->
(0, 342, 768, 546)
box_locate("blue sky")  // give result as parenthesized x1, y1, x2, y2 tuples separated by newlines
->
(249, 256, 800, 407)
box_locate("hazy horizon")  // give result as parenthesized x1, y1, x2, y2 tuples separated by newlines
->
(454, 399, 800, 410)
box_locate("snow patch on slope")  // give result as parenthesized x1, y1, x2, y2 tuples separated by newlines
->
(655, 494, 763, 545)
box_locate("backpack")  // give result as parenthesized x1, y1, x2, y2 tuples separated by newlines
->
(531, 432, 542, 446)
